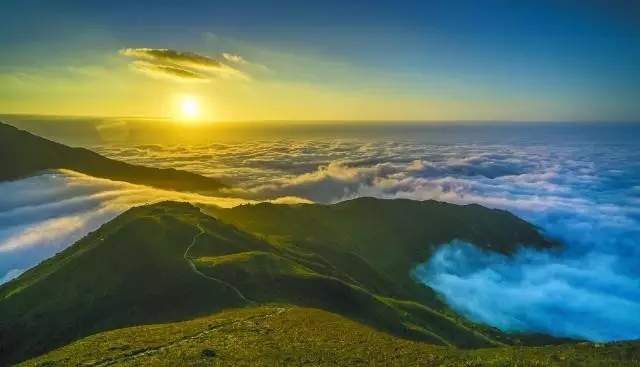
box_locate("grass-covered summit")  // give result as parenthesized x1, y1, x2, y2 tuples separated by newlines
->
(0, 121, 227, 192)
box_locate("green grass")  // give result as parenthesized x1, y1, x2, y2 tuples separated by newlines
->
(193, 251, 318, 277)
(0, 203, 245, 365)
(0, 199, 605, 366)
(203, 198, 563, 330)
(191, 249, 498, 347)
(19, 306, 640, 367)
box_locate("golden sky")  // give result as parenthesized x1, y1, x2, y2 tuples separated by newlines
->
(2, 2, 638, 122)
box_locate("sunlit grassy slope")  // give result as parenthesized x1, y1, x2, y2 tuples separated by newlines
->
(0, 121, 227, 191)
(2, 199, 634, 365)
(19, 307, 640, 367)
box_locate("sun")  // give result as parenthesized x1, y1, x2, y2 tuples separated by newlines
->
(179, 97, 201, 121)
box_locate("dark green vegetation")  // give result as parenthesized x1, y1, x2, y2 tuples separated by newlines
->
(1, 199, 636, 365)
(0, 122, 227, 191)
(205, 198, 559, 310)
(19, 307, 640, 367)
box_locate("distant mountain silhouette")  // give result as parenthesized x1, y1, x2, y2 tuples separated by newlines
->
(0, 121, 227, 192)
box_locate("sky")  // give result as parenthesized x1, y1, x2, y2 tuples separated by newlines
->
(1, 0, 639, 121)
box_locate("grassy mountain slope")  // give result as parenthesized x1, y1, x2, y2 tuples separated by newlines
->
(205, 198, 559, 308)
(0, 199, 562, 365)
(0, 122, 227, 192)
(0, 203, 245, 365)
(19, 306, 640, 367)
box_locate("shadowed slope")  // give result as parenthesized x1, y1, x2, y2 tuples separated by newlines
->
(0, 122, 227, 192)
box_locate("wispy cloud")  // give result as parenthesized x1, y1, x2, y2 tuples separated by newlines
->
(129, 60, 210, 83)
(222, 52, 249, 65)
(119, 48, 249, 82)
(120, 48, 223, 70)
(0, 269, 24, 284)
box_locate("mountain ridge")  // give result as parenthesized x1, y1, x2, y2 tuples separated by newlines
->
(0, 121, 227, 192)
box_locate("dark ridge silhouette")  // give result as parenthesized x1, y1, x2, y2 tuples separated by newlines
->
(0, 122, 227, 192)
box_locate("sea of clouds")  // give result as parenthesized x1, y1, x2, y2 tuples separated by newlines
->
(1, 126, 639, 341)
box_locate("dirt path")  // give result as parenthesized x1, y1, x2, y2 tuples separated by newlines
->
(183, 225, 253, 304)
(89, 220, 261, 367)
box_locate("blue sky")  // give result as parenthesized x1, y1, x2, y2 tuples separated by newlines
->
(1, 0, 639, 121)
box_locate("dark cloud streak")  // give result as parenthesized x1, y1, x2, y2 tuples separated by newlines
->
(119, 48, 249, 82)
(130, 60, 210, 82)
(120, 48, 225, 70)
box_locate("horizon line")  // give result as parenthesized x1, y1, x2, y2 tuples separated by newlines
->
(0, 113, 639, 125)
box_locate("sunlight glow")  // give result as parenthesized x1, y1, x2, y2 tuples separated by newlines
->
(179, 97, 201, 121)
